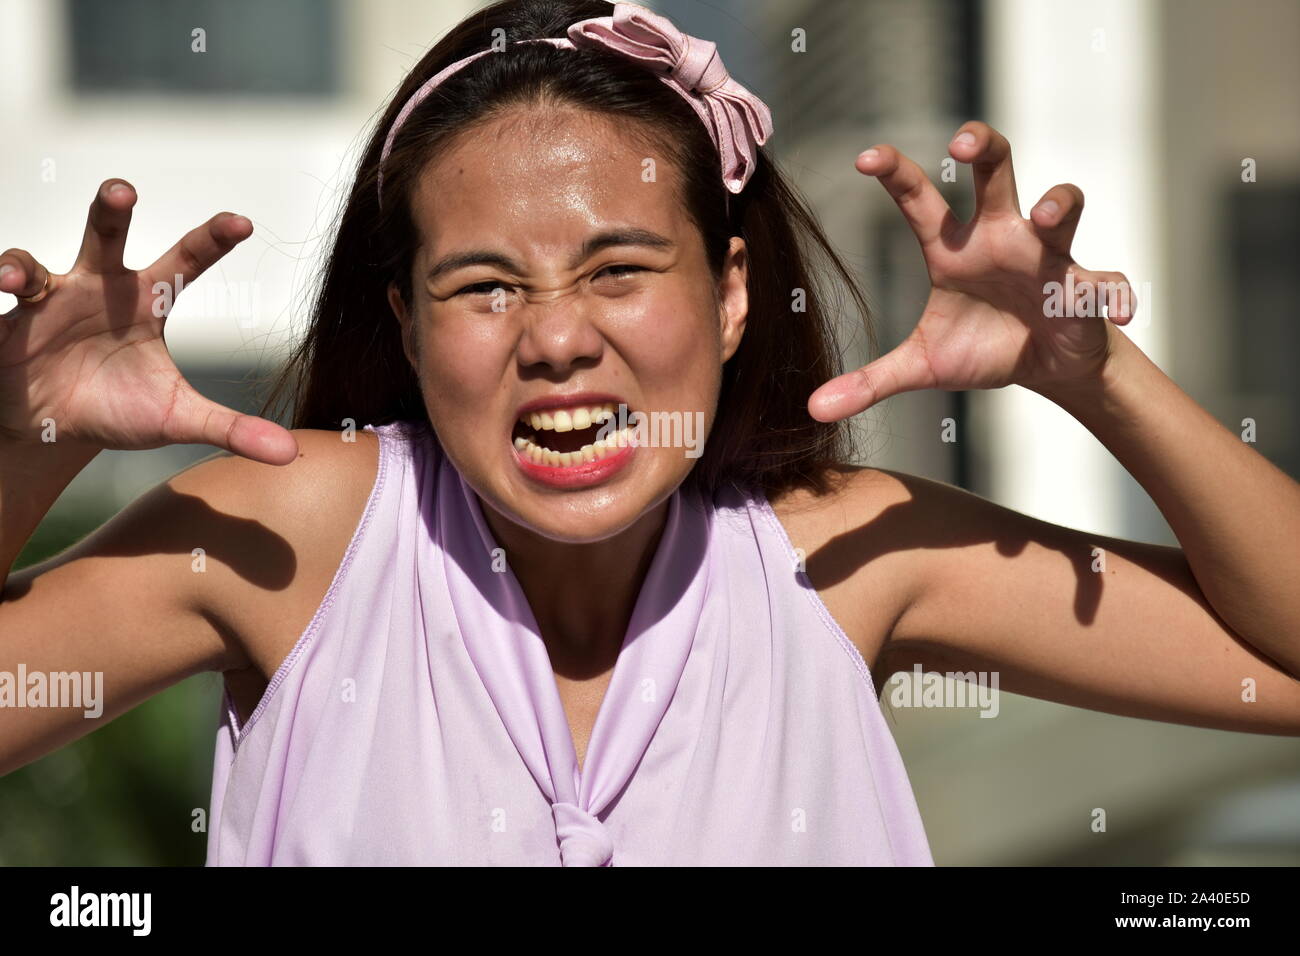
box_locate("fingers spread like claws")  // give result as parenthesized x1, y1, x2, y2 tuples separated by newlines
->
(74, 179, 137, 274)
(164, 385, 298, 465)
(949, 121, 1021, 218)
(1031, 183, 1085, 255)
(1069, 267, 1137, 324)
(0, 248, 54, 300)
(147, 213, 253, 300)
(856, 144, 959, 246)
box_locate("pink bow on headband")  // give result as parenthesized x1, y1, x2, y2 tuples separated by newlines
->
(378, 1, 773, 202)
(567, 2, 773, 193)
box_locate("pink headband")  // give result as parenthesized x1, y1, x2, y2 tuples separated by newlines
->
(377, 1, 773, 205)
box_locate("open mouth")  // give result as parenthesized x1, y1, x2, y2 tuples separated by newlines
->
(511, 401, 636, 468)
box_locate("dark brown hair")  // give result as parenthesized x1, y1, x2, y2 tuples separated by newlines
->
(259, 0, 876, 500)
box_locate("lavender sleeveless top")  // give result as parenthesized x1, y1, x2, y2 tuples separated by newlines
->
(204, 420, 933, 866)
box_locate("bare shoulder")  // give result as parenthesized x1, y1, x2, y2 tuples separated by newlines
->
(766, 463, 943, 672)
(0, 427, 383, 765)
(163, 427, 382, 684)
(168, 427, 381, 550)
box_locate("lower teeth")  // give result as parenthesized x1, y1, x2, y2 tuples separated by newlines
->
(514, 428, 633, 467)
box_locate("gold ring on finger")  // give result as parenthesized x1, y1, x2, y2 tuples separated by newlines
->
(16, 272, 52, 304)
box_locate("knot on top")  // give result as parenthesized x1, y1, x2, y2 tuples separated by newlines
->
(672, 35, 727, 94)
(378, 2, 773, 203)
(566, 1, 773, 194)
(551, 801, 614, 867)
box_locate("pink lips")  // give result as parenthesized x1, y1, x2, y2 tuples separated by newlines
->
(512, 439, 635, 489)
(510, 390, 637, 490)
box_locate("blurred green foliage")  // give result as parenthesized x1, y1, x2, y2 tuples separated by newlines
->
(1, 504, 219, 866)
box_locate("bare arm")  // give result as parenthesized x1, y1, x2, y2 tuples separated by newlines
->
(865, 467, 1300, 736)
(0, 177, 301, 774)
(0, 453, 253, 775)
(0, 428, 377, 776)
(878, 325, 1300, 735)
(805, 120, 1300, 734)
(1039, 324, 1300, 680)
(0, 440, 102, 589)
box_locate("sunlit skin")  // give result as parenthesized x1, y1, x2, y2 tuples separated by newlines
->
(807, 130, 1135, 419)
(2, 109, 1300, 794)
(3, 110, 1299, 789)
(386, 108, 748, 663)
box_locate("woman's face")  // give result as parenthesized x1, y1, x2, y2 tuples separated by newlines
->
(388, 108, 748, 543)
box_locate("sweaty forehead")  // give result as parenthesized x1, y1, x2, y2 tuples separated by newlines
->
(409, 109, 684, 255)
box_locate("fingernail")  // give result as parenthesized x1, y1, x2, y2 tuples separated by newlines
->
(858, 148, 880, 163)
(0, 264, 14, 283)
(953, 131, 977, 147)
(231, 215, 251, 229)
(817, 390, 845, 412)
(108, 183, 131, 197)
(1037, 199, 1060, 218)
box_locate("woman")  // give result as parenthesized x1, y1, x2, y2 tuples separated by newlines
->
(1, 0, 1297, 866)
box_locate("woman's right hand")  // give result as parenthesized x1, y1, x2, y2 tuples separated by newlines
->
(0, 179, 298, 465)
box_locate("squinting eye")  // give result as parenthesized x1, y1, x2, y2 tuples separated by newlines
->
(455, 281, 509, 297)
(454, 266, 643, 297)
(597, 265, 644, 279)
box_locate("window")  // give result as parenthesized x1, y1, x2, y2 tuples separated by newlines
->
(67, 0, 341, 96)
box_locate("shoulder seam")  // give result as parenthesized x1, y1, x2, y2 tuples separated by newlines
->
(224, 422, 394, 748)
(749, 488, 884, 706)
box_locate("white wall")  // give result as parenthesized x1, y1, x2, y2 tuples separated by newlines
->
(979, 0, 1167, 539)
(0, 0, 477, 363)
(0, 0, 478, 509)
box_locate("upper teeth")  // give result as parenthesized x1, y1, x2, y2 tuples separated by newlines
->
(521, 402, 619, 432)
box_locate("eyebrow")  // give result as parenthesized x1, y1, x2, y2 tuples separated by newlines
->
(425, 228, 676, 285)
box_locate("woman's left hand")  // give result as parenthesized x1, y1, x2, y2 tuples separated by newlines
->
(808, 121, 1137, 422)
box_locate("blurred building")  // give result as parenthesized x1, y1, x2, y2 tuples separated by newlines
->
(1, 0, 1296, 865)
(727, 0, 1300, 865)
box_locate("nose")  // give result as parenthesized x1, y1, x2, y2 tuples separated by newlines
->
(515, 293, 605, 374)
